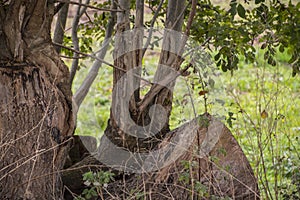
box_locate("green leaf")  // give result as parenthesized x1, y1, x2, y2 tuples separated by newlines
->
(221, 64, 227, 72)
(229, 0, 237, 16)
(268, 57, 276, 66)
(214, 53, 221, 61)
(288, 54, 297, 64)
(237, 4, 246, 18)
(261, 43, 267, 49)
(279, 45, 285, 53)
(83, 171, 93, 181)
(255, 0, 264, 4)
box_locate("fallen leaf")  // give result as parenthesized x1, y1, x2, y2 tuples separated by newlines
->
(261, 110, 268, 119)
(199, 90, 209, 96)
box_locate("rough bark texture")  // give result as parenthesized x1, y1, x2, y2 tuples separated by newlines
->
(86, 1, 259, 199)
(0, 64, 72, 199)
(97, 0, 146, 156)
(64, 116, 259, 199)
(53, 2, 70, 54)
(103, 115, 260, 199)
(0, 1, 74, 199)
(98, 0, 186, 156)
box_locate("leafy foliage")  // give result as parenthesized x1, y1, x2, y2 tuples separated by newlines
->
(189, 0, 300, 76)
(67, 0, 300, 199)
(75, 171, 115, 200)
(222, 48, 300, 199)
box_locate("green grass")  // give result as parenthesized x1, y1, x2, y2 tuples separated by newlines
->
(72, 46, 300, 199)
(222, 49, 300, 199)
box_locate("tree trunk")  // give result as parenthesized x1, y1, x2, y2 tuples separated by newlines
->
(53, 1, 70, 54)
(98, 0, 186, 156)
(92, 0, 259, 198)
(64, 115, 260, 199)
(103, 115, 260, 199)
(0, 1, 74, 199)
(60, 0, 259, 199)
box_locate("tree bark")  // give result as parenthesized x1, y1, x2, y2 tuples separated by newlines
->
(98, 0, 142, 154)
(74, 0, 117, 110)
(59, 1, 259, 199)
(0, 1, 74, 199)
(98, 0, 186, 155)
(103, 115, 260, 199)
(70, 0, 90, 84)
(53, 1, 70, 54)
(64, 116, 260, 199)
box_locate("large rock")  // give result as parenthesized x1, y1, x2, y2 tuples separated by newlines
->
(104, 114, 260, 199)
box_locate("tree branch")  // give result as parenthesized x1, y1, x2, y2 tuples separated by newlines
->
(54, 42, 152, 85)
(73, 0, 116, 110)
(138, 62, 191, 113)
(176, 0, 197, 57)
(54, 2, 65, 15)
(139, 0, 197, 113)
(69, 0, 90, 85)
(142, 0, 164, 56)
(53, 42, 114, 67)
(60, 54, 87, 59)
(130, 0, 144, 109)
(53, 1, 69, 53)
(170, 4, 189, 30)
(136, 0, 186, 121)
(138, 35, 210, 113)
(185, 0, 197, 37)
(55, 0, 123, 12)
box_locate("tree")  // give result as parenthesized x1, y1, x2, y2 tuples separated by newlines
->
(0, 1, 74, 199)
(0, 0, 299, 199)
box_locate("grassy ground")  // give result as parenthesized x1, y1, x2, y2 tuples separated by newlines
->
(72, 45, 299, 198)
(67, 0, 300, 197)
(222, 49, 300, 198)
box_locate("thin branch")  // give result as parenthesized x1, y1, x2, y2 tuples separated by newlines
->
(64, 20, 90, 32)
(60, 54, 87, 59)
(53, 42, 114, 67)
(55, 0, 123, 12)
(54, 2, 65, 15)
(177, 0, 197, 56)
(73, 0, 117, 110)
(53, 1, 69, 53)
(79, 0, 89, 16)
(184, 0, 197, 37)
(69, 1, 81, 84)
(83, 10, 93, 23)
(69, 0, 90, 84)
(142, 0, 164, 56)
(52, 42, 153, 107)
(170, 4, 189, 30)
(183, 36, 212, 58)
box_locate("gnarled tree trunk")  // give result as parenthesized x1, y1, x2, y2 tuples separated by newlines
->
(92, 0, 260, 199)
(104, 115, 260, 199)
(0, 1, 74, 199)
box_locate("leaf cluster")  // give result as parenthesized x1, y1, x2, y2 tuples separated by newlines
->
(189, 0, 300, 76)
